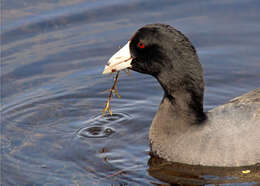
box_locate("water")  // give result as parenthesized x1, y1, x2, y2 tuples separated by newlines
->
(2, 0, 260, 185)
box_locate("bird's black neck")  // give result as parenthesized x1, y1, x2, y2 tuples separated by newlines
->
(157, 74, 207, 125)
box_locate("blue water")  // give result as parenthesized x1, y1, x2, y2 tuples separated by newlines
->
(2, 0, 260, 185)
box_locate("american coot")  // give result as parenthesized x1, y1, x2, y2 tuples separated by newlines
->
(103, 24, 260, 167)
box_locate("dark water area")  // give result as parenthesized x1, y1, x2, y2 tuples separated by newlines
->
(1, 0, 260, 185)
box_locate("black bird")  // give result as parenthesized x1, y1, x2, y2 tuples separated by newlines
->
(103, 23, 260, 167)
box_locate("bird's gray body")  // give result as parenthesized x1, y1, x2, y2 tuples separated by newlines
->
(149, 88, 260, 167)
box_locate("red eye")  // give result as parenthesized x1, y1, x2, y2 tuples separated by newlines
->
(137, 42, 145, 49)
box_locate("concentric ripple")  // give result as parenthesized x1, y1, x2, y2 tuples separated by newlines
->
(77, 112, 132, 138)
(77, 126, 115, 138)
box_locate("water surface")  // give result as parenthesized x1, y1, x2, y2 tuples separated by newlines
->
(2, 0, 260, 185)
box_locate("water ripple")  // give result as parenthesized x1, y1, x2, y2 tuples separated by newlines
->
(77, 112, 132, 138)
